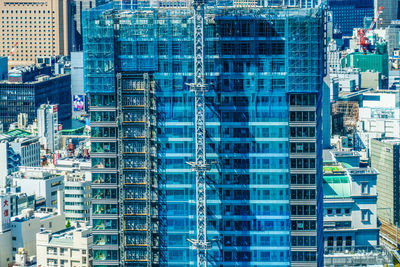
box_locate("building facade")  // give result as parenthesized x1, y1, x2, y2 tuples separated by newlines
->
(36, 225, 93, 267)
(10, 167, 64, 208)
(84, 5, 325, 266)
(0, 57, 7, 80)
(371, 138, 400, 225)
(38, 104, 59, 152)
(0, 69, 71, 130)
(65, 175, 91, 222)
(328, 0, 374, 36)
(323, 158, 381, 266)
(71, 52, 87, 119)
(0, 0, 70, 67)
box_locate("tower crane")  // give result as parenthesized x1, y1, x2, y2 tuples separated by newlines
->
(357, 6, 384, 53)
(8, 42, 18, 59)
(186, 0, 210, 266)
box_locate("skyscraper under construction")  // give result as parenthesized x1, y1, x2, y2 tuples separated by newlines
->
(84, 2, 325, 266)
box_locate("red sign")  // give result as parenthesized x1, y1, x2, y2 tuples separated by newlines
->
(53, 104, 58, 113)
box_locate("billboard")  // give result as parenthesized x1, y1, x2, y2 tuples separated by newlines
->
(73, 95, 85, 111)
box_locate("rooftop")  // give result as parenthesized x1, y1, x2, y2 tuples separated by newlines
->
(6, 128, 32, 137)
(39, 225, 92, 246)
(375, 138, 400, 145)
(331, 151, 361, 157)
(347, 167, 379, 176)
(323, 175, 351, 199)
(11, 166, 63, 180)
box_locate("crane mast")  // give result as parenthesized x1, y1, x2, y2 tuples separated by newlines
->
(187, 1, 209, 267)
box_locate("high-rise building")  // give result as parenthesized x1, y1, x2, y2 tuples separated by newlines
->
(371, 138, 400, 225)
(0, 57, 7, 80)
(375, 0, 400, 28)
(328, 0, 374, 36)
(0, 0, 70, 68)
(71, 52, 87, 119)
(84, 5, 325, 266)
(0, 66, 71, 130)
(38, 104, 59, 152)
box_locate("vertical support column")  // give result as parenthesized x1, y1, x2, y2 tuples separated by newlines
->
(117, 73, 126, 266)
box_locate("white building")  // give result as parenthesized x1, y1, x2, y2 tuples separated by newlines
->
(0, 132, 40, 187)
(10, 167, 64, 208)
(36, 224, 92, 267)
(0, 207, 65, 266)
(323, 155, 381, 265)
(329, 68, 361, 92)
(37, 104, 59, 152)
(64, 174, 91, 223)
(357, 90, 400, 154)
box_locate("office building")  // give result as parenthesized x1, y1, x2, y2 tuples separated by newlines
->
(0, 66, 71, 130)
(371, 138, 400, 225)
(375, 0, 399, 28)
(38, 104, 59, 152)
(36, 225, 93, 267)
(84, 5, 325, 266)
(328, 0, 374, 36)
(72, 0, 96, 51)
(10, 167, 64, 208)
(0, 0, 70, 68)
(0, 57, 7, 80)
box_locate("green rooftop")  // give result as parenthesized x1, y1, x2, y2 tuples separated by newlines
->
(323, 175, 351, 199)
(6, 128, 32, 137)
(323, 165, 342, 173)
(59, 126, 89, 136)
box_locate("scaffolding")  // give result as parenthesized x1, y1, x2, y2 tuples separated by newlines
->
(117, 73, 157, 266)
(331, 101, 359, 129)
(83, 5, 325, 266)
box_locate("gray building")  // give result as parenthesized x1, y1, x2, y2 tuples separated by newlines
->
(371, 138, 400, 224)
(375, 0, 399, 28)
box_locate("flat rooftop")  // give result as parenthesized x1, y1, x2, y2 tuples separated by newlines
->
(323, 175, 351, 199)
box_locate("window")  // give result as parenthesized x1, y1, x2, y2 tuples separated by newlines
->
(345, 236, 352, 246)
(361, 182, 369, 194)
(327, 209, 333, 215)
(327, 236, 333, 246)
(336, 208, 341, 215)
(361, 209, 369, 222)
(337, 236, 343, 246)
(344, 208, 350, 215)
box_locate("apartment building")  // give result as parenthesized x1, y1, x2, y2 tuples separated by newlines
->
(0, 0, 70, 67)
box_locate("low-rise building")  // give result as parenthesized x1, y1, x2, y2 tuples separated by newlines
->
(0, 207, 65, 265)
(323, 157, 381, 265)
(10, 167, 64, 208)
(0, 130, 40, 187)
(36, 225, 92, 267)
